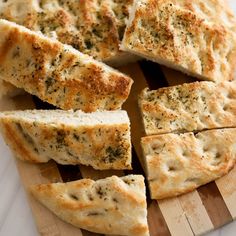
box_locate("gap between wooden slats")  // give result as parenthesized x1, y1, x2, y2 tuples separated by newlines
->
(161, 65, 234, 232)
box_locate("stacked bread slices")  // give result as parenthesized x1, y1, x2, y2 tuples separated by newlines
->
(0, 13, 148, 236)
(0, 0, 137, 98)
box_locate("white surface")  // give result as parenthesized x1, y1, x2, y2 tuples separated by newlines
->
(1, 1, 236, 235)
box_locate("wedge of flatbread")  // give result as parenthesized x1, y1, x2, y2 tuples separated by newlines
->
(121, 0, 236, 82)
(30, 175, 149, 236)
(141, 128, 236, 199)
(0, 109, 131, 170)
(0, 0, 137, 65)
(0, 19, 133, 112)
(139, 81, 236, 135)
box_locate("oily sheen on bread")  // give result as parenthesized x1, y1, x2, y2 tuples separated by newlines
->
(0, 109, 131, 170)
(121, 0, 236, 82)
(139, 81, 236, 135)
(30, 175, 149, 236)
(141, 128, 236, 199)
(0, 19, 133, 112)
(0, 0, 137, 65)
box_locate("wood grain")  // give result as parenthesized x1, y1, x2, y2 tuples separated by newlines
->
(179, 191, 214, 235)
(158, 198, 194, 236)
(216, 166, 236, 219)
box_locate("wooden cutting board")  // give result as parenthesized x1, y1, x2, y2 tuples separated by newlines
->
(1, 62, 235, 236)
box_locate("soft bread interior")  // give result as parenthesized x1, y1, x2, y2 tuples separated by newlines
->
(0, 109, 130, 126)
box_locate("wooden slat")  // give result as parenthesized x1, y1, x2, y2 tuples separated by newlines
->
(198, 182, 233, 228)
(148, 201, 171, 236)
(216, 166, 236, 219)
(158, 198, 194, 236)
(120, 63, 148, 170)
(179, 191, 214, 235)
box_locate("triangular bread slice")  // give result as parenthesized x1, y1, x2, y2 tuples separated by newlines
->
(139, 81, 236, 135)
(30, 175, 149, 236)
(0, 109, 131, 170)
(0, 0, 137, 66)
(0, 19, 133, 112)
(121, 0, 236, 82)
(141, 128, 236, 199)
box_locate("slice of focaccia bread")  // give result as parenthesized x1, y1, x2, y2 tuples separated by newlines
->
(139, 81, 236, 135)
(0, 0, 136, 65)
(121, 0, 236, 82)
(0, 109, 131, 170)
(30, 175, 149, 236)
(141, 128, 236, 199)
(0, 19, 133, 112)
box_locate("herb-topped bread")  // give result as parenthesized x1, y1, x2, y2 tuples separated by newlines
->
(122, 0, 236, 82)
(139, 81, 236, 135)
(0, 0, 137, 65)
(30, 175, 149, 236)
(0, 19, 133, 112)
(0, 109, 131, 170)
(141, 128, 236, 199)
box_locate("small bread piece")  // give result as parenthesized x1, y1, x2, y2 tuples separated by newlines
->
(0, 0, 136, 65)
(141, 128, 236, 199)
(0, 19, 133, 112)
(139, 81, 236, 135)
(122, 0, 236, 82)
(0, 109, 131, 170)
(30, 175, 149, 236)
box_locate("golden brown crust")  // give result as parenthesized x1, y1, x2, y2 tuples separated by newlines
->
(139, 81, 236, 135)
(0, 20, 133, 112)
(0, 109, 132, 170)
(0, 0, 134, 63)
(30, 175, 149, 236)
(122, 0, 236, 82)
(141, 128, 236, 199)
